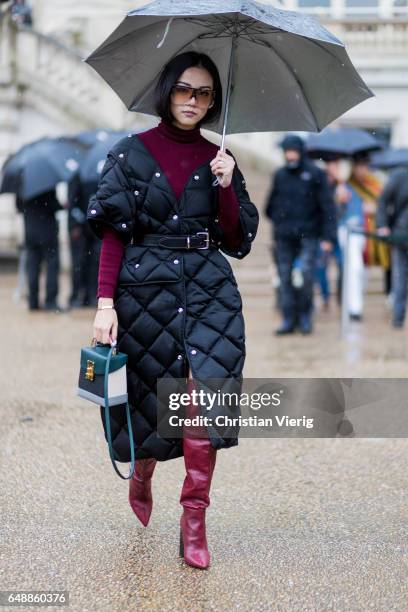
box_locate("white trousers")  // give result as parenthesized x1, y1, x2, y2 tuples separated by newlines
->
(338, 225, 366, 316)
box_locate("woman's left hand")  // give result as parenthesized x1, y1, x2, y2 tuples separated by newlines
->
(210, 150, 235, 188)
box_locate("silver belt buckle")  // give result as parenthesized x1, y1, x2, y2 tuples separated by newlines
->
(196, 231, 209, 249)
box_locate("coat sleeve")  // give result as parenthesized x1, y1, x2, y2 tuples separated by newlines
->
(213, 149, 259, 259)
(86, 151, 136, 245)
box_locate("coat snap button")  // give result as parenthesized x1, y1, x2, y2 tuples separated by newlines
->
(135, 263, 140, 268)
(155, 172, 161, 177)
(121, 223, 127, 228)
(194, 175, 199, 180)
(172, 214, 178, 220)
(191, 349, 197, 355)
(134, 190, 139, 196)
(90, 209, 96, 215)
(119, 153, 124, 158)
(177, 307, 183, 313)
(215, 218, 219, 223)
(173, 259, 179, 264)
(177, 354, 183, 360)
(248, 232, 252, 237)
(237, 251, 242, 255)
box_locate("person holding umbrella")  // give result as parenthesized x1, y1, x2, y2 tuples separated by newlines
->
(348, 151, 389, 314)
(376, 167, 408, 328)
(83, 0, 372, 569)
(16, 188, 64, 311)
(264, 135, 337, 334)
(88, 52, 259, 570)
(336, 151, 385, 322)
(1, 135, 85, 310)
(67, 172, 101, 308)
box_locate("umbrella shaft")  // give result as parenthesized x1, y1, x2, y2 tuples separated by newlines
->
(220, 34, 237, 151)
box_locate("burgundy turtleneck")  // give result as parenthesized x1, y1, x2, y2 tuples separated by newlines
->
(97, 119, 243, 298)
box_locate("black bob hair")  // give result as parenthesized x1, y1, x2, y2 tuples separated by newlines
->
(154, 52, 223, 128)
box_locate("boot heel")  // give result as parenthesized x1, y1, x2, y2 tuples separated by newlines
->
(179, 528, 184, 557)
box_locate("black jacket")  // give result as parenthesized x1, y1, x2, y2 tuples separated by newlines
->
(87, 134, 259, 462)
(376, 168, 408, 231)
(18, 189, 62, 246)
(264, 158, 337, 242)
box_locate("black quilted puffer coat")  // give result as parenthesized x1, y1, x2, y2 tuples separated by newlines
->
(87, 134, 259, 462)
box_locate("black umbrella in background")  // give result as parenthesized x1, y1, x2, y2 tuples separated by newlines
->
(76, 131, 130, 187)
(307, 127, 383, 160)
(0, 136, 87, 201)
(73, 129, 126, 149)
(370, 148, 408, 170)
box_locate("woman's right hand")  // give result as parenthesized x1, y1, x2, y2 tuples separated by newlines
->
(93, 298, 118, 345)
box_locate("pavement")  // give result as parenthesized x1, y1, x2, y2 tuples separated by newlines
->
(1, 162, 407, 611)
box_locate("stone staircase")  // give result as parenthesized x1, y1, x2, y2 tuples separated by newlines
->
(0, 15, 153, 131)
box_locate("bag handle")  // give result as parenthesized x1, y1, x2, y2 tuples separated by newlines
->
(103, 342, 136, 480)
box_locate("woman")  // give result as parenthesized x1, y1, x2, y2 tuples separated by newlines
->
(348, 153, 390, 295)
(87, 52, 259, 569)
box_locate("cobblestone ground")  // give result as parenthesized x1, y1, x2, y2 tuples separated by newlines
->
(1, 163, 407, 611)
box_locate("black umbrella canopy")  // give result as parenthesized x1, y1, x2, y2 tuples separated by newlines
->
(75, 131, 130, 187)
(85, 0, 373, 138)
(0, 136, 87, 201)
(370, 148, 408, 170)
(306, 127, 383, 159)
(73, 129, 126, 149)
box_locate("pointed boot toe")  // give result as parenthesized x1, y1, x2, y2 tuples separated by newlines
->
(128, 494, 152, 527)
(128, 458, 156, 527)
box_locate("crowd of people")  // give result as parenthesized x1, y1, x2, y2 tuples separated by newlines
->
(14, 130, 408, 331)
(264, 134, 407, 334)
(1, 0, 33, 26)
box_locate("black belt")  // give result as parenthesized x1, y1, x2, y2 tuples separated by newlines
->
(136, 231, 214, 250)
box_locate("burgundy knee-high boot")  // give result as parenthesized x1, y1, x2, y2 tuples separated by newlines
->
(129, 457, 157, 527)
(179, 378, 217, 569)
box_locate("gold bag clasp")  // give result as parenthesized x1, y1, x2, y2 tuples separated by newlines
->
(85, 360, 95, 381)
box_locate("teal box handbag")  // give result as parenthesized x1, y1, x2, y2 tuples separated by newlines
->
(77, 339, 135, 479)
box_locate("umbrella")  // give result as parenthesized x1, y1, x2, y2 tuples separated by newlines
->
(75, 131, 130, 187)
(73, 128, 127, 149)
(85, 0, 373, 153)
(306, 127, 382, 159)
(0, 136, 86, 201)
(370, 148, 408, 170)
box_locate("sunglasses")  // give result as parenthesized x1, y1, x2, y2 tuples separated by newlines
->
(171, 83, 215, 107)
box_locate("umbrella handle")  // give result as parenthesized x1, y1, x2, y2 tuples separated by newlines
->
(212, 31, 237, 187)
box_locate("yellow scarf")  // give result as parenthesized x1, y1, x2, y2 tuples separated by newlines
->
(349, 172, 390, 268)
